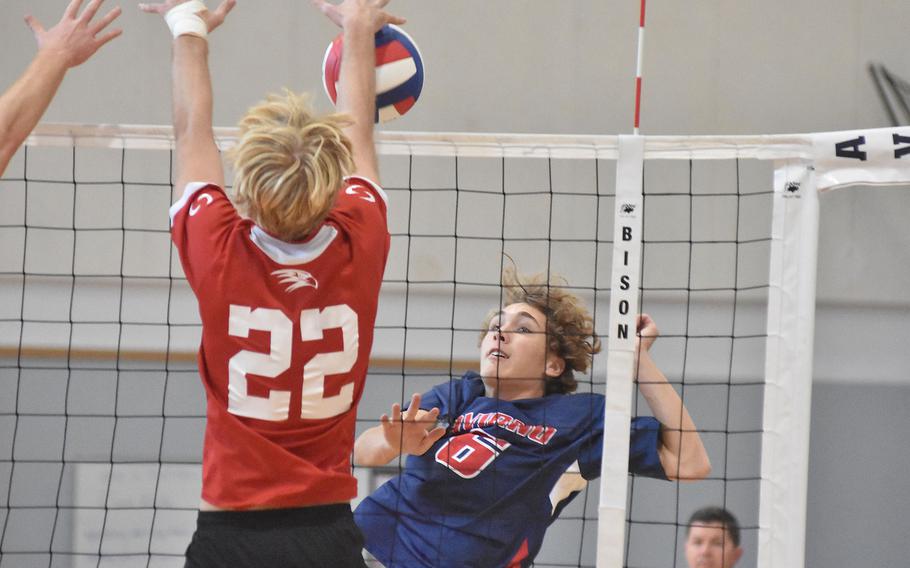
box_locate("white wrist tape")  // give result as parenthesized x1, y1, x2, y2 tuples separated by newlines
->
(165, 0, 208, 39)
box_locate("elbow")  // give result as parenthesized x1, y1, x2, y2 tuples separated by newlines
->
(0, 141, 19, 169)
(689, 454, 712, 481)
(174, 122, 214, 144)
(668, 454, 712, 483)
(661, 444, 712, 482)
(173, 121, 189, 141)
(353, 435, 392, 468)
(355, 453, 389, 468)
(352, 441, 371, 467)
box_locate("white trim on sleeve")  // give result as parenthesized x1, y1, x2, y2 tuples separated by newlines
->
(344, 175, 389, 208)
(169, 181, 217, 224)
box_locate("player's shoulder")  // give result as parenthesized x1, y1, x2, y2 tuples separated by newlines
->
(457, 371, 486, 397)
(542, 390, 605, 420)
(572, 390, 604, 403)
(169, 181, 230, 223)
(339, 175, 388, 208)
(427, 371, 485, 407)
(549, 390, 603, 405)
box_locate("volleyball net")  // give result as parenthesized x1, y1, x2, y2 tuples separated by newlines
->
(1, 124, 907, 567)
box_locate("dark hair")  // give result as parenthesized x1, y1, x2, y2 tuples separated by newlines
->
(686, 507, 741, 547)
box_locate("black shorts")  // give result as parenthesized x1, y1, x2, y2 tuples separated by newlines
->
(184, 504, 367, 568)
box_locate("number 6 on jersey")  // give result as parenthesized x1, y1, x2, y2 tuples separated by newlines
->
(227, 304, 359, 421)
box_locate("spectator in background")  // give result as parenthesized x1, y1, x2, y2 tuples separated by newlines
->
(685, 506, 743, 568)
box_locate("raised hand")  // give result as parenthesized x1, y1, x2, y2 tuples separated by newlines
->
(311, 0, 405, 32)
(380, 394, 447, 457)
(26, 0, 123, 68)
(139, 0, 236, 34)
(635, 313, 659, 353)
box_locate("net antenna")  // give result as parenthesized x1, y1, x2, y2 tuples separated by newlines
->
(633, 0, 648, 135)
(868, 62, 910, 126)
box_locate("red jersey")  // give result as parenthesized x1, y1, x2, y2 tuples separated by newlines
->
(170, 176, 390, 509)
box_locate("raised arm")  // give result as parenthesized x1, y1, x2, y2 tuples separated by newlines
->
(312, 0, 405, 183)
(635, 314, 712, 481)
(140, 0, 235, 192)
(354, 393, 446, 466)
(0, 0, 122, 176)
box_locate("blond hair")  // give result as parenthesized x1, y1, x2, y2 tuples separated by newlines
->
(480, 267, 602, 394)
(229, 90, 354, 241)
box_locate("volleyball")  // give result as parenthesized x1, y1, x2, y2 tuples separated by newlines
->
(322, 24, 424, 123)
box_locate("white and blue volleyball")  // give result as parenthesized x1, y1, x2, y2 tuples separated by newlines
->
(322, 24, 424, 123)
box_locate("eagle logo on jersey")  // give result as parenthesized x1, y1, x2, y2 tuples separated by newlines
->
(271, 269, 318, 292)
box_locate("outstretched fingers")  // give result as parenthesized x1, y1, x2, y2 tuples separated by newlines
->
(403, 393, 422, 421)
(23, 15, 45, 37)
(377, 395, 447, 456)
(383, 12, 406, 26)
(138, 1, 182, 16)
(423, 425, 447, 446)
(29, 0, 123, 66)
(64, 0, 87, 20)
(382, 402, 402, 427)
(90, 6, 122, 37)
(95, 26, 124, 48)
(425, 406, 442, 424)
(312, 0, 343, 28)
(137, 3, 163, 15)
(383, 395, 440, 428)
(376, 0, 406, 26)
(312, 0, 405, 30)
(79, 0, 105, 24)
(212, 0, 237, 25)
(417, 407, 446, 453)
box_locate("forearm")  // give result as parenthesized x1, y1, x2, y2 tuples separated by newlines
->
(637, 353, 711, 481)
(353, 426, 400, 466)
(337, 19, 379, 179)
(0, 51, 68, 168)
(170, 35, 223, 187)
(172, 36, 214, 140)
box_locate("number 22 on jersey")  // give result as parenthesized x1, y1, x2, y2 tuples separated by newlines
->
(227, 304, 359, 421)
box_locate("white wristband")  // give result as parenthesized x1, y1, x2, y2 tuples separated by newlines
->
(165, 0, 208, 39)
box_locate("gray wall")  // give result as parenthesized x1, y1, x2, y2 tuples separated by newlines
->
(807, 384, 910, 568)
(2, 1, 910, 567)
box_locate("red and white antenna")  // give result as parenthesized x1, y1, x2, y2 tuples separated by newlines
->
(633, 0, 647, 135)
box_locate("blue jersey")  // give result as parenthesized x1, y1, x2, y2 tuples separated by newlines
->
(355, 372, 667, 567)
